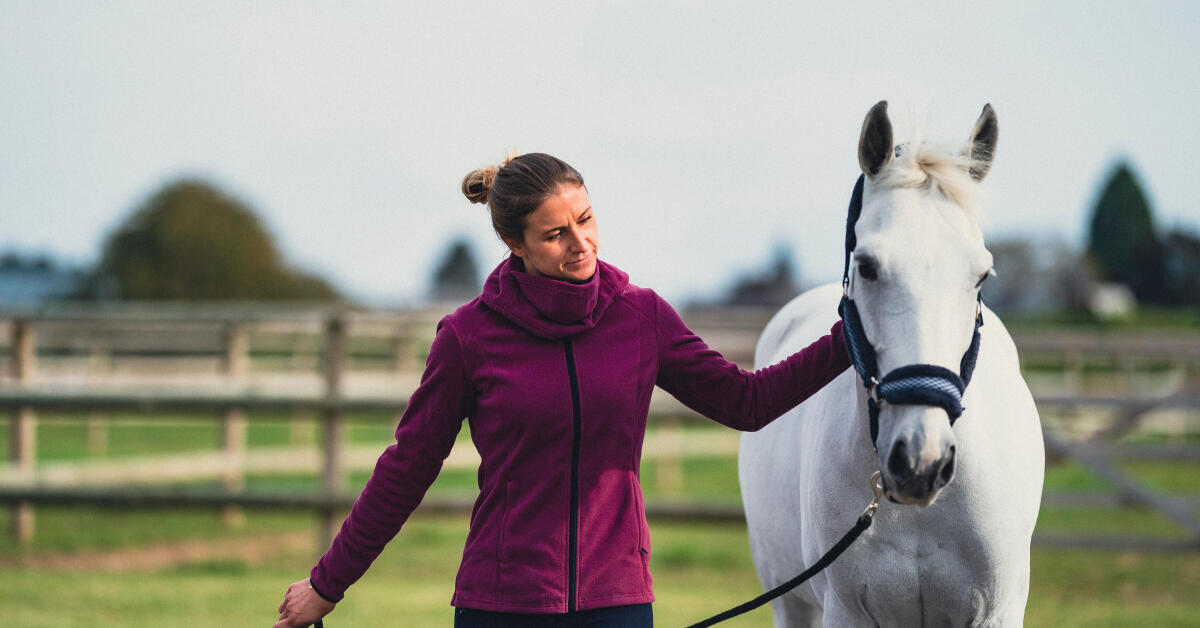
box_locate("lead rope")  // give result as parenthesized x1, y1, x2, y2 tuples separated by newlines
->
(685, 472, 885, 628)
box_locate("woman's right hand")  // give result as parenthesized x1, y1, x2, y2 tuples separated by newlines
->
(274, 577, 335, 628)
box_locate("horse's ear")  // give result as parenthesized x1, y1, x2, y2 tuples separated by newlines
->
(858, 100, 893, 178)
(968, 104, 998, 181)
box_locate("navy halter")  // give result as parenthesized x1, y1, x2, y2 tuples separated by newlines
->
(838, 175, 984, 452)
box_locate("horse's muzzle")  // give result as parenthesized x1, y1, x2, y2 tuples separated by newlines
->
(884, 440, 956, 505)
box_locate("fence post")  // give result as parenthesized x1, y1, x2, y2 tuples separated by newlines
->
(1065, 351, 1084, 394)
(86, 337, 109, 457)
(391, 318, 412, 374)
(86, 412, 108, 456)
(655, 415, 684, 496)
(1119, 354, 1136, 393)
(221, 321, 249, 527)
(289, 332, 315, 445)
(318, 312, 349, 553)
(1167, 356, 1189, 445)
(10, 319, 36, 545)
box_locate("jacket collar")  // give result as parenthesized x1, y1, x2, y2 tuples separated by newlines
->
(480, 255, 629, 340)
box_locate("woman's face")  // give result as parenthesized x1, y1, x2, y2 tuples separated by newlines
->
(506, 184, 599, 282)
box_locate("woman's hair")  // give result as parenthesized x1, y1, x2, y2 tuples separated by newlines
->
(461, 152, 585, 243)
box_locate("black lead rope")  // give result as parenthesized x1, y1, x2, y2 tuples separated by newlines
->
(685, 508, 877, 628)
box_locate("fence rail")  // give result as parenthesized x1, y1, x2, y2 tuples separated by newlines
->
(4, 305, 1199, 554)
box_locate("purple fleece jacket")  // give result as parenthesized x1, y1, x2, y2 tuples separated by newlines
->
(310, 256, 849, 613)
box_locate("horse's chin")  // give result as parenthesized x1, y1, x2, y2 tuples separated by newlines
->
(881, 476, 945, 507)
(892, 493, 940, 507)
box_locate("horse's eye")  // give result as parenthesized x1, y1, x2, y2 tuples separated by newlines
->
(976, 269, 993, 288)
(858, 260, 879, 281)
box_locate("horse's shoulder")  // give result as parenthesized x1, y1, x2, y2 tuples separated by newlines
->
(756, 283, 843, 368)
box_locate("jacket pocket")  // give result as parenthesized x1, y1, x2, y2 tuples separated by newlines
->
(496, 479, 512, 594)
(630, 471, 652, 588)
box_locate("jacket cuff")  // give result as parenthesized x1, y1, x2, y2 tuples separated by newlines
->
(829, 319, 851, 369)
(308, 571, 342, 603)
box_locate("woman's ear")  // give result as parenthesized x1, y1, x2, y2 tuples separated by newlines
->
(503, 237, 526, 258)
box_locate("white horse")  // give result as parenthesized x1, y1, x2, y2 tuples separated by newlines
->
(739, 102, 1044, 627)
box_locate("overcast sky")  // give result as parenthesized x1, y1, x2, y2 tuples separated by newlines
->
(3, 2, 1198, 306)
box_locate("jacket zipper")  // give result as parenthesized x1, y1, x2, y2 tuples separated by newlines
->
(562, 337, 582, 613)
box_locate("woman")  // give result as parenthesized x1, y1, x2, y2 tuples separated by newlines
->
(275, 153, 850, 627)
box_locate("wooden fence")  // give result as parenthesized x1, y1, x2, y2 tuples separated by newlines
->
(2, 304, 1199, 553)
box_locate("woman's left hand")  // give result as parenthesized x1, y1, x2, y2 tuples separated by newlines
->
(274, 577, 335, 628)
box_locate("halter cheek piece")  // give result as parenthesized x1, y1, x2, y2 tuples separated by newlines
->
(838, 175, 984, 452)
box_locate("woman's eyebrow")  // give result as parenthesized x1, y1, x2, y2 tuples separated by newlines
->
(539, 207, 593, 237)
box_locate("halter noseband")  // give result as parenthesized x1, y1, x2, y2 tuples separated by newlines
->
(838, 175, 984, 452)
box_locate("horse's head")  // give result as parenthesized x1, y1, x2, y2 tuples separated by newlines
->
(850, 101, 997, 505)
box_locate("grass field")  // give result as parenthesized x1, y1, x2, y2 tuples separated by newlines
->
(1, 413, 1198, 626)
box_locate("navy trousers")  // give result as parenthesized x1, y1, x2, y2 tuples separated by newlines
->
(453, 603, 653, 627)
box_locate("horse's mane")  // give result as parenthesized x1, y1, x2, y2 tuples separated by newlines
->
(873, 139, 983, 217)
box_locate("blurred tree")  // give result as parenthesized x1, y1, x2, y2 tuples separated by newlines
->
(1162, 228, 1200, 306)
(0, 251, 24, 270)
(78, 179, 339, 301)
(986, 236, 1096, 313)
(0, 250, 56, 271)
(718, 246, 801, 308)
(982, 239, 1038, 312)
(429, 238, 481, 302)
(1086, 162, 1166, 303)
(1051, 248, 1099, 312)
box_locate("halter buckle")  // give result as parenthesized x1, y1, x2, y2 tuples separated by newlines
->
(842, 277, 850, 299)
(866, 376, 881, 404)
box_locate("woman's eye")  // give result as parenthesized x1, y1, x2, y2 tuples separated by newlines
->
(858, 261, 878, 280)
(579, 215, 592, 224)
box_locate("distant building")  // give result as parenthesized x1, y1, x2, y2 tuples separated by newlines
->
(0, 254, 83, 309)
(1088, 282, 1137, 320)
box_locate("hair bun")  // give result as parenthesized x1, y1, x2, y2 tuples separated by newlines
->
(461, 166, 499, 205)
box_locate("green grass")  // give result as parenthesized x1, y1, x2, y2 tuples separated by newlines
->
(1, 419, 1198, 625)
(0, 507, 307, 555)
(1041, 458, 1200, 494)
(1, 513, 1197, 627)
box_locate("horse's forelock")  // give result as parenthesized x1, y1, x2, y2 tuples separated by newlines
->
(874, 141, 983, 220)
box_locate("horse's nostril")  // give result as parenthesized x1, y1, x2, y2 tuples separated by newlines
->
(936, 447, 956, 488)
(887, 441, 913, 479)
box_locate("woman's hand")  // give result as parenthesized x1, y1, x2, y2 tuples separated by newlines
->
(274, 578, 335, 628)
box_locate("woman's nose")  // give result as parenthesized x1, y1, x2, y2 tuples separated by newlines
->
(566, 228, 587, 250)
